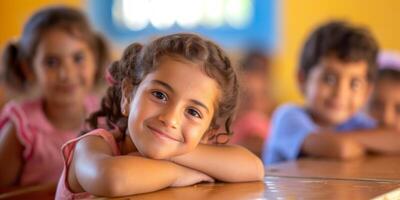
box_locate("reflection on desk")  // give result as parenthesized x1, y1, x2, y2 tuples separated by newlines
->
(94, 176, 399, 200)
(0, 183, 56, 200)
(263, 176, 400, 200)
(4, 155, 400, 200)
(266, 155, 400, 182)
(1, 177, 399, 200)
(96, 181, 265, 200)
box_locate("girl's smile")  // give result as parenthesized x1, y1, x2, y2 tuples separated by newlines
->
(146, 124, 183, 143)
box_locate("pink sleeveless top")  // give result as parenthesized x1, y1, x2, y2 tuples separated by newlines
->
(0, 96, 98, 186)
(230, 111, 269, 144)
(55, 129, 121, 200)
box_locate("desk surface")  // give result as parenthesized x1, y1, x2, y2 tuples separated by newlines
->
(101, 177, 400, 200)
(1, 178, 398, 200)
(3, 156, 400, 200)
(265, 155, 400, 182)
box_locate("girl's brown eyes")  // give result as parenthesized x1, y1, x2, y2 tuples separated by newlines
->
(151, 90, 168, 101)
(151, 90, 203, 119)
(187, 108, 202, 119)
(73, 52, 85, 64)
(44, 57, 60, 68)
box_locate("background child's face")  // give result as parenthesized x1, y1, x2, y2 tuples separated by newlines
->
(302, 55, 371, 126)
(369, 78, 400, 131)
(125, 56, 219, 159)
(33, 28, 96, 106)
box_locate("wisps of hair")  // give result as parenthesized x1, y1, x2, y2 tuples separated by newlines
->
(299, 20, 379, 81)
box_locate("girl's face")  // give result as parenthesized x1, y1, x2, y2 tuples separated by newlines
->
(33, 28, 96, 106)
(123, 56, 220, 159)
(369, 78, 400, 131)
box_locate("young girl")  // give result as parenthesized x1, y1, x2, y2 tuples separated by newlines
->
(368, 51, 400, 131)
(0, 7, 110, 186)
(55, 33, 264, 199)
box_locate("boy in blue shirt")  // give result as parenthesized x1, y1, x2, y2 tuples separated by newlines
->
(264, 21, 400, 164)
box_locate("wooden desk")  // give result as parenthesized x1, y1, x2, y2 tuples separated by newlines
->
(1, 178, 398, 200)
(3, 156, 400, 200)
(97, 177, 399, 200)
(0, 183, 56, 200)
(265, 155, 400, 182)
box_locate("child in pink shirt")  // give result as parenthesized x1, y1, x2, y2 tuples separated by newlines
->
(0, 6, 110, 187)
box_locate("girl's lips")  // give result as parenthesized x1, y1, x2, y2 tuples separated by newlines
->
(55, 84, 77, 93)
(325, 100, 345, 110)
(147, 125, 181, 142)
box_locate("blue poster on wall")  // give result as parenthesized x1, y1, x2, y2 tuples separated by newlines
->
(87, 0, 277, 52)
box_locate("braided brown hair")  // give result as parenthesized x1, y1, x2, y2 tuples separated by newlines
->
(85, 33, 239, 144)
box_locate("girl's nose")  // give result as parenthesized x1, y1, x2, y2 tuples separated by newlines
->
(158, 106, 181, 129)
(58, 60, 75, 82)
(332, 80, 349, 98)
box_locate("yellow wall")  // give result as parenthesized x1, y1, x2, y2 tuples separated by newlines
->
(272, 0, 400, 104)
(2, 0, 400, 106)
(0, 0, 82, 48)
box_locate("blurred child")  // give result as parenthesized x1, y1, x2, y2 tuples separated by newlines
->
(264, 21, 400, 165)
(368, 51, 400, 131)
(0, 7, 110, 186)
(230, 50, 271, 157)
(55, 33, 264, 199)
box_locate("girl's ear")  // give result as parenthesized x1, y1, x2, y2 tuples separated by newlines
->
(297, 70, 306, 95)
(200, 128, 218, 144)
(121, 79, 133, 117)
(21, 60, 35, 82)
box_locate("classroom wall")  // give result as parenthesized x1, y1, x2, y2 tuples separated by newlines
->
(272, 0, 400, 104)
(0, 0, 82, 48)
(1, 0, 400, 106)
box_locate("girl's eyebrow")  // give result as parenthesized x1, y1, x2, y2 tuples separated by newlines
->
(190, 99, 210, 114)
(151, 80, 210, 113)
(152, 80, 174, 93)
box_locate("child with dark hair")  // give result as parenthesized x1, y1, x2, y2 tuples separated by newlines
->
(0, 6, 111, 186)
(55, 33, 264, 199)
(368, 51, 400, 131)
(264, 21, 400, 164)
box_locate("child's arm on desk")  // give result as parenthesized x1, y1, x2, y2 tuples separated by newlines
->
(71, 136, 213, 197)
(0, 123, 24, 187)
(302, 129, 400, 160)
(343, 129, 400, 154)
(170, 144, 264, 182)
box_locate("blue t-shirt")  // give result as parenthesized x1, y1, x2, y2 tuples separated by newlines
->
(262, 104, 376, 165)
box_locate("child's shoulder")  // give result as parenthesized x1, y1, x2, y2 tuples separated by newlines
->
(2, 98, 40, 112)
(73, 129, 116, 145)
(63, 128, 121, 157)
(273, 103, 310, 120)
(338, 112, 377, 131)
(0, 98, 44, 130)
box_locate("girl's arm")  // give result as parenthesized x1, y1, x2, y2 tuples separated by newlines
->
(342, 128, 400, 154)
(301, 128, 400, 160)
(170, 144, 264, 182)
(0, 122, 23, 187)
(302, 132, 366, 160)
(71, 136, 213, 197)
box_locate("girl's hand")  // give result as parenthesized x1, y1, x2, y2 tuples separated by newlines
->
(171, 166, 214, 187)
(127, 151, 143, 156)
(127, 151, 214, 187)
